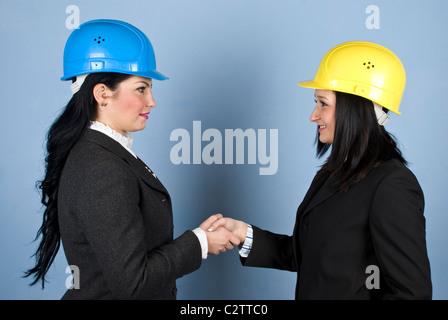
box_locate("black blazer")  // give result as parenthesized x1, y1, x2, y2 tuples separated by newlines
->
(58, 129, 202, 299)
(242, 159, 432, 299)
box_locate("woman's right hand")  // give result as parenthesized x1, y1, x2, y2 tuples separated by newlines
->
(208, 217, 248, 244)
(199, 214, 241, 255)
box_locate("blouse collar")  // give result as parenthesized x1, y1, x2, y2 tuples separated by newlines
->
(89, 121, 136, 158)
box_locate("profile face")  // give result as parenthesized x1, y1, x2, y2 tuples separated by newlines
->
(96, 76, 156, 134)
(309, 89, 336, 144)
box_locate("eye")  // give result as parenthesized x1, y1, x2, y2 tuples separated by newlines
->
(314, 98, 327, 107)
(137, 86, 147, 93)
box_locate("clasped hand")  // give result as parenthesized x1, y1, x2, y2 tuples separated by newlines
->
(199, 214, 248, 255)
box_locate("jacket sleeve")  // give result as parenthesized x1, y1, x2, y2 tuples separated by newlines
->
(369, 169, 432, 299)
(241, 225, 297, 272)
(73, 158, 202, 299)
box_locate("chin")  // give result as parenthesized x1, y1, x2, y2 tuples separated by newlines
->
(127, 124, 146, 133)
(319, 137, 327, 144)
(138, 123, 147, 131)
(319, 136, 333, 144)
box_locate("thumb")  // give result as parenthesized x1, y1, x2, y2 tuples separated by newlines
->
(208, 217, 229, 232)
(200, 213, 223, 231)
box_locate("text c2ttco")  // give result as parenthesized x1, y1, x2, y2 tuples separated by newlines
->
(224, 304, 268, 315)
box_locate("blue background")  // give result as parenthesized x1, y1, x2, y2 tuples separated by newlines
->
(1, 0, 447, 299)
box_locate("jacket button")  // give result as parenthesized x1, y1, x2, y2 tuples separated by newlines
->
(303, 221, 310, 230)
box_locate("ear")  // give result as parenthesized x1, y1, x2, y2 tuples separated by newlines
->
(93, 83, 110, 107)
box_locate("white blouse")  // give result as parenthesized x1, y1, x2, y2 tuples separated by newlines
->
(89, 121, 137, 158)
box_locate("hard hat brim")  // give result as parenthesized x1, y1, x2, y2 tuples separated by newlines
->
(61, 69, 169, 81)
(144, 70, 169, 81)
(297, 80, 330, 90)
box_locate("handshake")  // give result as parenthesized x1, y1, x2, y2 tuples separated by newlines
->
(199, 214, 247, 255)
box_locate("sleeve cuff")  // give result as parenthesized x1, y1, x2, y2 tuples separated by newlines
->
(239, 224, 253, 258)
(192, 227, 208, 260)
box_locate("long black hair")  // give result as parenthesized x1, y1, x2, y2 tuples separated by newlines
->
(316, 91, 406, 192)
(25, 72, 131, 287)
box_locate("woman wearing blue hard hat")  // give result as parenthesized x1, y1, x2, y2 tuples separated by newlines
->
(25, 19, 239, 299)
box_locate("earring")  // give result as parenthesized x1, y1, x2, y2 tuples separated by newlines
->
(101, 102, 107, 107)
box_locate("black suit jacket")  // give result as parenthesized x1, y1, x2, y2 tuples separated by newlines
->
(58, 129, 202, 299)
(242, 159, 432, 299)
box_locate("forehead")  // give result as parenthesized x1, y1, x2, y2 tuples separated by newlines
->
(121, 75, 153, 86)
(314, 89, 335, 100)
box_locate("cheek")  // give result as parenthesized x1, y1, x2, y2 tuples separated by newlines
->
(117, 95, 144, 114)
(324, 109, 336, 127)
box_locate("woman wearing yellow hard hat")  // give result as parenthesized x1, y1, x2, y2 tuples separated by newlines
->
(211, 41, 432, 299)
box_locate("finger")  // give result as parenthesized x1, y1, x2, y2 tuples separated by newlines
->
(200, 213, 223, 231)
(225, 242, 234, 250)
(229, 232, 241, 246)
(212, 246, 225, 255)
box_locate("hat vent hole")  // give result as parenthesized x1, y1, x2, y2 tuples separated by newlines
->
(363, 61, 375, 70)
(93, 36, 106, 44)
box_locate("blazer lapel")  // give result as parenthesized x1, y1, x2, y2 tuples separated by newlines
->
(302, 178, 338, 216)
(296, 173, 338, 221)
(132, 156, 170, 196)
(81, 129, 169, 196)
(293, 173, 329, 255)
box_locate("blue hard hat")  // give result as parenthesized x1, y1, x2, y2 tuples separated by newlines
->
(61, 19, 168, 81)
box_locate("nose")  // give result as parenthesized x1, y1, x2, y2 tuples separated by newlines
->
(148, 97, 156, 109)
(310, 104, 320, 123)
(147, 90, 156, 109)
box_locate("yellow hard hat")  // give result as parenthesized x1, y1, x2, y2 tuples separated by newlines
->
(298, 41, 406, 114)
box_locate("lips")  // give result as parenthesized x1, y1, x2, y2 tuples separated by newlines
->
(318, 125, 326, 133)
(139, 112, 150, 119)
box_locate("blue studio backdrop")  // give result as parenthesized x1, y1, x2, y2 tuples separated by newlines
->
(1, 0, 447, 299)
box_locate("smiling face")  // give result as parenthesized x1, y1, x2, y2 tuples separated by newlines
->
(93, 75, 156, 135)
(310, 89, 336, 144)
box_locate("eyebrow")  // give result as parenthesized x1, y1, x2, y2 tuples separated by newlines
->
(315, 95, 329, 101)
(135, 80, 151, 87)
